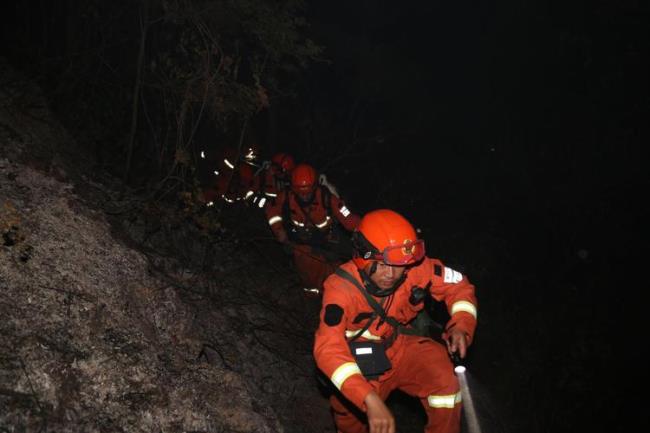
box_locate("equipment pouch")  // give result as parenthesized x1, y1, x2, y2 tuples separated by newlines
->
(348, 341, 392, 380)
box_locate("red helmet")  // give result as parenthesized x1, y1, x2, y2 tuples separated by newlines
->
(291, 163, 317, 196)
(352, 209, 425, 269)
(271, 153, 295, 173)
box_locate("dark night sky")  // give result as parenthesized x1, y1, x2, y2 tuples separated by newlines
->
(296, 0, 646, 267)
(298, 3, 648, 431)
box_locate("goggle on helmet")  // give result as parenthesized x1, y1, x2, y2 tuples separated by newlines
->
(352, 209, 425, 269)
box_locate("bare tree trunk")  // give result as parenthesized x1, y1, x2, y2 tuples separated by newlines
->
(124, 0, 149, 184)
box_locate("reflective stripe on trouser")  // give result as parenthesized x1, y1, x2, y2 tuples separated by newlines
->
(330, 335, 461, 433)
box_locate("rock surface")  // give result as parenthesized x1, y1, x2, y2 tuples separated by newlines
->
(1, 58, 333, 433)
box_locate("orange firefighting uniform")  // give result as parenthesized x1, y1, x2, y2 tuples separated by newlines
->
(265, 187, 360, 289)
(313, 260, 478, 433)
(249, 163, 290, 209)
(201, 146, 261, 204)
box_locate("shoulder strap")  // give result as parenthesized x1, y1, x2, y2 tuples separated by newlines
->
(335, 267, 382, 342)
(335, 268, 426, 340)
(335, 268, 401, 329)
(320, 185, 331, 213)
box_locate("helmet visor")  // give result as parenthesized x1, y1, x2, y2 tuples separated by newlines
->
(373, 239, 425, 265)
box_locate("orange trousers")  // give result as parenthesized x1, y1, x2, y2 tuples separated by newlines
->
(330, 336, 461, 433)
(292, 244, 339, 290)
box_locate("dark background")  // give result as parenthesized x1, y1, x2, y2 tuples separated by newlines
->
(1, 1, 647, 432)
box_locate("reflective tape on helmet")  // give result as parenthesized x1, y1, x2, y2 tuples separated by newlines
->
(331, 362, 362, 390)
(224, 158, 235, 169)
(443, 267, 463, 283)
(427, 392, 462, 408)
(345, 329, 382, 341)
(315, 216, 331, 228)
(339, 205, 351, 217)
(268, 216, 283, 226)
(450, 301, 477, 319)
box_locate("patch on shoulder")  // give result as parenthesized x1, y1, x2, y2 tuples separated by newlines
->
(443, 266, 463, 284)
(324, 304, 344, 326)
(434, 264, 443, 276)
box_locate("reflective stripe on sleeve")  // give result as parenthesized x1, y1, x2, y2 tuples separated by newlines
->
(292, 219, 305, 227)
(450, 301, 477, 319)
(268, 216, 283, 226)
(331, 362, 362, 390)
(224, 158, 235, 169)
(427, 392, 462, 408)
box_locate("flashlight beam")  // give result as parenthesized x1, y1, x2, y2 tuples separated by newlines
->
(456, 371, 482, 433)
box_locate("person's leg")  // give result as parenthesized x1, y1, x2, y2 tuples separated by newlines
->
(394, 337, 462, 433)
(293, 246, 336, 290)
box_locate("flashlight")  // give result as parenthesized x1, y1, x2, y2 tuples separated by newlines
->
(451, 352, 466, 374)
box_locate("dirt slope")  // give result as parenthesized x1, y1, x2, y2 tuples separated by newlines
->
(0, 57, 334, 433)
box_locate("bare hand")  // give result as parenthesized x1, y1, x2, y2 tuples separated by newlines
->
(446, 328, 469, 359)
(364, 392, 395, 433)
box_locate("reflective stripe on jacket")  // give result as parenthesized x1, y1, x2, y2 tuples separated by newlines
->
(313, 259, 477, 410)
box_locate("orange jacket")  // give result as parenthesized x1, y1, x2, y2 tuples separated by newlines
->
(313, 260, 477, 411)
(256, 165, 289, 201)
(265, 187, 360, 243)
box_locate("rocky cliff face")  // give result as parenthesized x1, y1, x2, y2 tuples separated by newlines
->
(0, 58, 332, 433)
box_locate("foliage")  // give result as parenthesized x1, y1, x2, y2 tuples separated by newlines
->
(6, 0, 322, 195)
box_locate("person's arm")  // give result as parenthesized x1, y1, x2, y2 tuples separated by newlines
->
(313, 275, 374, 410)
(365, 392, 395, 433)
(264, 192, 288, 243)
(330, 195, 361, 231)
(424, 258, 478, 358)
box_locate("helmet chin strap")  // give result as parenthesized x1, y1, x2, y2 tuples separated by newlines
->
(358, 264, 407, 297)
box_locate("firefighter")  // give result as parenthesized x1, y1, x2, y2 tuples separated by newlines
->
(269, 152, 295, 191)
(313, 209, 478, 433)
(265, 163, 360, 294)
(251, 152, 296, 209)
(200, 144, 261, 206)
